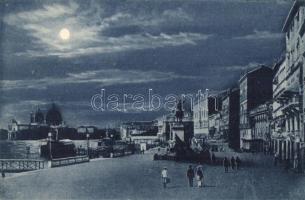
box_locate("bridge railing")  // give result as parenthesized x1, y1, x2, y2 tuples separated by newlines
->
(51, 155, 89, 168)
(0, 159, 45, 172)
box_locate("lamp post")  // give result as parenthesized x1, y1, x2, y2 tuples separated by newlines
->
(86, 133, 90, 157)
(48, 132, 52, 160)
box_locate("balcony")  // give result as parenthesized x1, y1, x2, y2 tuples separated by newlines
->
(282, 96, 300, 114)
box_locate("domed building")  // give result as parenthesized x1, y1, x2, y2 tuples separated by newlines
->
(34, 108, 45, 124)
(46, 104, 63, 126)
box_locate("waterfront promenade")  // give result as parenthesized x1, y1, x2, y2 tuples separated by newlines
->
(1, 151, 305, 199)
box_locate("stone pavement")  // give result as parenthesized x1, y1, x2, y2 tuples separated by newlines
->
(1, 152, 305, 199)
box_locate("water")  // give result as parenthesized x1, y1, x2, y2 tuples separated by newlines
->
(0, 140, 99, 159)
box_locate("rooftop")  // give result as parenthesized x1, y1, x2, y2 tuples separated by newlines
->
(282, 1, 305, 32)
(239, 65, 271, 83)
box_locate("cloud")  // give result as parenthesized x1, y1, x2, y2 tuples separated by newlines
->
(16, 32, 212, 58)
(4, 2, 79, 24)
(0, 69, 199, 91)
(194, 0, 291, 4)
(221, 62, 262, 71)
(209, 62, 263, 73)
(233, 30, 284, 40)
(3, 2, 209, 58)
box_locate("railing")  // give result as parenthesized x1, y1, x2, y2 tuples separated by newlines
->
(50, 155, 89, 168)
(0, 159, 45, 172)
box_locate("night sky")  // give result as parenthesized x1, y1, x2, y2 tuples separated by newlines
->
(0, 0, 293, 128)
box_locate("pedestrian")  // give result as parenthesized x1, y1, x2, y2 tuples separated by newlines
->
(236, 156, 241, 170)
(293, 154, 298, 170)
(196, 166, 203, 187)
(274, 153, 278, 166)
(186, 165, 195, 187)
(231, 156, 236, 170)
(161, 167, 168, 188)
(223, 157, 229, 173)
(1, 171, 5, 178)
(212, 153, 216, 165)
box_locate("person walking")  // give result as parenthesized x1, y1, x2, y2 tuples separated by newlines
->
(1, 171, 5, 178)
(196, 166, 204, 187)
(161, 167, 168, 188)
(274, 153, 278, 166)
(236, 156, 241, 170)
(223, 157, 229, 173)
(212, 153, 216, 165)
(231, 156, 236, 170)
(186, 165, 195, 187)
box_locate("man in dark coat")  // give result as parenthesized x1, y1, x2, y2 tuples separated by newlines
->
(231, 157, 236, 170)
(186, 165, 195, 187)
(236, 156, 241, 170)
(212, 153, 216, 165)
(223, 157, 229, 173)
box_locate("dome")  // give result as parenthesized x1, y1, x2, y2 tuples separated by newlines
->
(35, 108, 44, 124)
(46, 104, 62, 126)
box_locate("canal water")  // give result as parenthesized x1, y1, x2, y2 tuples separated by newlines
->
(0, 140, 99, 159)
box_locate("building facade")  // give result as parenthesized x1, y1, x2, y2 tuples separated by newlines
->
(249, 102, 272, 152)
(272, 1, 305, 170)
(193, 89, 221, 138)
(193, 89, 210, 137)
(220, 88, 240, 150)
(208, 112, 221, 139)
(272, 59, 288, 159)
(239, 66, 273, 151)
(7, 105, 64, 140)
(120, 121, 158, 140)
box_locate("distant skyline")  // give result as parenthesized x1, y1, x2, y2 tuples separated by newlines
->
(0, 0, 293, 128)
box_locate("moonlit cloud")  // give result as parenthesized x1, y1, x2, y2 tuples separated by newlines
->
(15, 32, 212, 58)
(3, 2, 209, 58)
(0, 69, 199, 91)
(217, 62, 262, 71)
(233, 30, 284, 40)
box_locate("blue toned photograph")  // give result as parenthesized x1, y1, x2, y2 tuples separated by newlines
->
(0, 0, 304, 199)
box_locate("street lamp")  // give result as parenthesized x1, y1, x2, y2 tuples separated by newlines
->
(86, 133, 90, 157)
(48, 132, 52, 160)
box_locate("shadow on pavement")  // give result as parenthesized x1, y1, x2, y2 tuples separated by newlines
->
(203, 185, 216, 188)
(166, 185, 184, 189)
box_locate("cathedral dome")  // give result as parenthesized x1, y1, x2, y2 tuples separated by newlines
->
(46, 104, 62, 126)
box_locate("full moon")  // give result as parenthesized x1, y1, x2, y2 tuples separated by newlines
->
(59, 28, 70, 40)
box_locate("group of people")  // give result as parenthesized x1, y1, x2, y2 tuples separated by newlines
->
(160, 155, 242, 189)
(161, 164, 204, 189)
(187, 165, 204, 188)
(223, 156, 241, 172)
